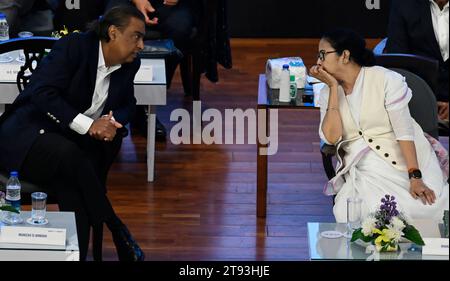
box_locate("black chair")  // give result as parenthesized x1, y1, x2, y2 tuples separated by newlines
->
(0, 36, 103, 261)
(320, 54, 440, 181)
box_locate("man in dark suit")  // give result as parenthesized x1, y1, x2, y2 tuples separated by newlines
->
(0, 6, 146, 261)
(386, 0, 449, 121)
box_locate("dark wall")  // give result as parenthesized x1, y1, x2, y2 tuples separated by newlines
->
(228, 0, 392, 38)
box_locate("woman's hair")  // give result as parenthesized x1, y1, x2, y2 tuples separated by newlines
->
(322, 28, 376, 67)
(88, 5, 145, 42)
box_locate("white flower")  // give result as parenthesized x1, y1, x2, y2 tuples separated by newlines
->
(385, 225, 403, 243)
(391, 216, 405, 231)
(361, 216, 377, 236)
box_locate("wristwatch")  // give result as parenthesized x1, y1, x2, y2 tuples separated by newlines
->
(408, 169, 422, 179)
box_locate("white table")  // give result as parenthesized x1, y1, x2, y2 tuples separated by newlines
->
(0, 54, 166, 182)
(0, 211, 79, 261)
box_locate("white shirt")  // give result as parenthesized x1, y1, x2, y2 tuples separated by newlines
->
(69, 41, 121, 135)
(319, 67, 414, 145)
(430, 0, 449, 61)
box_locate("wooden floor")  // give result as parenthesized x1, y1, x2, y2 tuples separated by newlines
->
(79, 39, 448, 260)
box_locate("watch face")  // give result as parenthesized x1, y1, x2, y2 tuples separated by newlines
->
(411, 170, 422, 179)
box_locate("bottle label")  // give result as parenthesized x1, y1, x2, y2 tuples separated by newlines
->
(6, 185, 21, 201)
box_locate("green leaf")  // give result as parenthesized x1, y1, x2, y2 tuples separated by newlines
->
(0, 205, 20, 214)
(350, 228, 363, 242)
(403, 225, 425, 246)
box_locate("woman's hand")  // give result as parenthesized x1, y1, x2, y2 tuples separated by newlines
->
(409, 179, 436, 205)
(309, 65, 339, 88)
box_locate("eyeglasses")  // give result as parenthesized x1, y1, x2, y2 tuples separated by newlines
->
(318, 50, 338, 61)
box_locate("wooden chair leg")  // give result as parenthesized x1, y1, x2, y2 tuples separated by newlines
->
(92, 223, 103, 261)
(192, 53, 202, 101)
(180, 54, 193, 97)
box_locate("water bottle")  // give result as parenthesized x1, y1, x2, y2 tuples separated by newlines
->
(4, 171, 23, 224)
(0, 12, 13, 63)
(279, 64, 291, 102)
(289, 75, 297, 100)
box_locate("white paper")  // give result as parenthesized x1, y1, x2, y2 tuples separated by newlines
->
(0, 225, 66, 246)
(422, 238, 449, 256)
(134, 65, 153, 83)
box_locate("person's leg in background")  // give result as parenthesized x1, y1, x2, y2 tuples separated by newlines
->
(0, 0, 36, 37)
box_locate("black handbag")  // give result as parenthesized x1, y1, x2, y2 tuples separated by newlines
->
(139, 39, 183, 59)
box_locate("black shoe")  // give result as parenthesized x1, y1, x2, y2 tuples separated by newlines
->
(111, 224, 145, 261)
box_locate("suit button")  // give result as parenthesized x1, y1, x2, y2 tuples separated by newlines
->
(392, 161, 397, 165)
(358, 131, 362, 136)
(384, 153, 389, 157)
(368, 139, 373, 143)
(376, 146, 380, 150)
(39, 129, 45, 134)
(56, 120, 60, 123)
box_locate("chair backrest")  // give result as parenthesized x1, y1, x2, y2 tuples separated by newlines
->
(390, 68, 439, 139)
(0, 37, 58, 92)
(375, 54, 440, 94)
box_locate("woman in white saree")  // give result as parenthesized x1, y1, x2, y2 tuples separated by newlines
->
(310, 29, 449, 223)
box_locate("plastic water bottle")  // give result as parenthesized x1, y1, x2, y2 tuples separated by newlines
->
(289, 75, 297, 100)
(0, 12, 13, 63)
(4, 171, 23, 224)
(279, 64, 291, 102)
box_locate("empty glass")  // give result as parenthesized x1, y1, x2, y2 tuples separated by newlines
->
(17, 31, 33, 63)
(346, 197, 362, 237)
(27, 192, 48, 225)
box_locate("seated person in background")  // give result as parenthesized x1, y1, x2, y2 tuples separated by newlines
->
(310, 28, 449, 223)
(0, 6, 146, 261)
(386, 0, 449, 122)
(0, 0, 36, 37)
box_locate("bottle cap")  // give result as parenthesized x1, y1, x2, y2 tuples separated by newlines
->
(10, 171, 18, 177)
(0, 13, 6, 20)
(282, 64, 289, 70)
(290, 75, 295, 81)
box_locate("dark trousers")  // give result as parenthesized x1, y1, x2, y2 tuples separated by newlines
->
(19, 132, 123, 261)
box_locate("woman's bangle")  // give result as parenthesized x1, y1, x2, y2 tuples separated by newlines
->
(326, 107, 339, 112)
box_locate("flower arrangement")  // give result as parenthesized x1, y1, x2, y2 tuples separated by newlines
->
(0, 190, 19, 213)
(351, 194, 425, 252)
(51, 26, 80, 39)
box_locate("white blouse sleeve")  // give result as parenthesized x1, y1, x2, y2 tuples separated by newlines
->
(318, 84, 341, 144)
(384, 70, 414, 141)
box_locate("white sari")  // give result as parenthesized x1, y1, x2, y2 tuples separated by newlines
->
(319, 68, 449, 223)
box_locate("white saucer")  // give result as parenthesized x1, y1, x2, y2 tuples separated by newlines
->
(0, 56, 14, 63)
(26, 217, 49, 226)
(320, 230, 344, 239)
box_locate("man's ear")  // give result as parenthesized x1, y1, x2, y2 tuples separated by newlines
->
(108, 25, 118, 41)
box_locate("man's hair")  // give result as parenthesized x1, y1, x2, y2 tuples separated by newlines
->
(89, 5, 145, 42)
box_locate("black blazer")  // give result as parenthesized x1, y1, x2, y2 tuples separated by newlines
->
(385, 0, 449, 102)
(0, 31, 140, 172)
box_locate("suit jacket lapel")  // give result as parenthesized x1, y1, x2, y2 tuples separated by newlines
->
(80, 37, 100, 111)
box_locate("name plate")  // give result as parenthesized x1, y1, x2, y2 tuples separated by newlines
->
(422, 238, 449, 256)
(0, 63, 23, 82)
(134, 65, 153, 83)
(0, 226, 66, 246)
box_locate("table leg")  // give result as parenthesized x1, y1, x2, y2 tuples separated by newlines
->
(147, 105, 156, 182)
(257, 107, 268, 218)
(0, 104, 4, 116)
